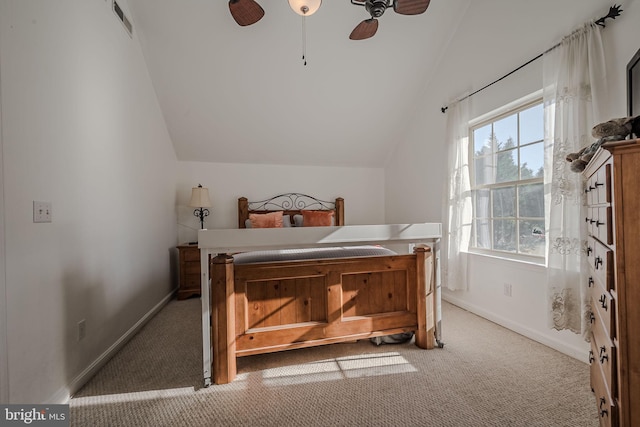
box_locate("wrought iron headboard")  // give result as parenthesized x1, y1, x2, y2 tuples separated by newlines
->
(238, 193, 344, 228)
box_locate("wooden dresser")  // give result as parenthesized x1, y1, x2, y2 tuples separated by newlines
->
(583, 138, 640, 427)
(177, 244, 201, 300)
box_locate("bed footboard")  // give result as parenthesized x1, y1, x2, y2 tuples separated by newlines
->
(210, 246, 435, 385)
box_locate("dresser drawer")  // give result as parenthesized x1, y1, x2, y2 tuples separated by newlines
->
(587, 237, 614, 292)
(591, 294, 611, 342)
(590, 351, 617, 427)
(587, 162, 611, 205)
(589, 276, 615, 338)
(590, 331, 616, 398)
(586, 207, 612, 245)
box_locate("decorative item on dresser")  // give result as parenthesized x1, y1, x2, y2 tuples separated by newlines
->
(176, 244, 201, 300)
(584, 138, 640, 427)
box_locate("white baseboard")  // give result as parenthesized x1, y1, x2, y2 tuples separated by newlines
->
(442, 294, 589, 364)
(48, 289, 177, 404)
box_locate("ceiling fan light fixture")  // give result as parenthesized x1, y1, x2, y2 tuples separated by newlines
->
(288, 0, 322, 16)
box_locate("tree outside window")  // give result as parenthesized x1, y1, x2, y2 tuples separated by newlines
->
(470, 101, 545, 259)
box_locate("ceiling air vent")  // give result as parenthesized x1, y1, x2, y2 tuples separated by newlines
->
(113, 0, 133, 36)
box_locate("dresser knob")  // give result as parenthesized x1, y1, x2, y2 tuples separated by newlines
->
(588, 277, 594, 287)
(595, 257, 603, 269)
(599, 346, 609, 363)
(599, 397, 609, 418)
(589, 350, 595, 364)
(590, 312, 596, 324)
(587, 247, 593, 256)
(599, 294, 608, 311)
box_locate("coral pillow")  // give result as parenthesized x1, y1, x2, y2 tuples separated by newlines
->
(249, 211, 284, 228)
(301, 210, 334, 227)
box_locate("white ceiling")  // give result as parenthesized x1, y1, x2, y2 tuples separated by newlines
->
(127, 0, 621, 168)
(128, 0, 470, 168)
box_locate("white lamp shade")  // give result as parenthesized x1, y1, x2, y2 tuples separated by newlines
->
(189, 186, 212, 208)
(288, 0, 322, 16)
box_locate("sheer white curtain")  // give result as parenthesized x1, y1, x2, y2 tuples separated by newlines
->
(442, 98, 472, 291)
(543, 22, 608, 338)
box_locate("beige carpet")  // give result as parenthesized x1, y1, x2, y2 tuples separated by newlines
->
(70, 298, 598, 426)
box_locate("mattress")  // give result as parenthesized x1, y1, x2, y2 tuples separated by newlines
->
(232, 245, 397, 264)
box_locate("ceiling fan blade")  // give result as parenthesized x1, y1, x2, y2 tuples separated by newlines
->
(393, 0, 431, 15)
(229, 0, 265, 26)
(349, 19, 379, 40)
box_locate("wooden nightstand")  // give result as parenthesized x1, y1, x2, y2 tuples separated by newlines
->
(177, 244, 201, 300)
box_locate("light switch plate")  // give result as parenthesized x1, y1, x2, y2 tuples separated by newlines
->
(33, 201, 52, 223)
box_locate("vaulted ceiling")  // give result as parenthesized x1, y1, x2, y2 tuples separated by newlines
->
(128, 0, 470, 167)
(128, 0, 618, 168)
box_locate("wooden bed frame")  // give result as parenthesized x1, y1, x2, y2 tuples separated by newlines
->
(208, 193, 437, 385)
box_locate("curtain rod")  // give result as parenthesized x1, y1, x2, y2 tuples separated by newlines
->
(440, 4, 623, 114)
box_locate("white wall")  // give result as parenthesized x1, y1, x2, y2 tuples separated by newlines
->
(385, 0, 640, 360)
(176, 161, 385, 242)
(0, 50, 7, 403)
(0, 0, 177, 403)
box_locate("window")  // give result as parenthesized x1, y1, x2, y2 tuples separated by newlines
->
(470, 99, 545, 260)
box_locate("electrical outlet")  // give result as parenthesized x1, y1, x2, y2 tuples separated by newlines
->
(78, 319, 86, 341)
(33, 201, 52, 223)
(503, 283, 513, 297)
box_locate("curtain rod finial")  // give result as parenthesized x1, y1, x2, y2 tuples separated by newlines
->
(595, 4, 622, 27)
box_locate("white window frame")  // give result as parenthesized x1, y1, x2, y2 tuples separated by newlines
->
(468, 91, 545, 264)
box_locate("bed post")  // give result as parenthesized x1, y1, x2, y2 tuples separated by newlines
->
(414, 246, 435, 349)
(335, 197, 345, 226)
(211, 254, 237, 384)
(238, 197, 248, 228)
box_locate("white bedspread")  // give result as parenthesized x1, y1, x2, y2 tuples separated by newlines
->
(232, 245, 396, 264)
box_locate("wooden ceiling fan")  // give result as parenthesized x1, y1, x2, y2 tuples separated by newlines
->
(349, 0, 431, 40)
(228, 0, 265, 27)
(228, 0, 431, 41)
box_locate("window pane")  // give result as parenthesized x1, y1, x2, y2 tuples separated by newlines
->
(475, 155, 494, 186)
(475, 189, 490, 218)
(492, 186, 515, 217)
(518, 183, 544, 217)
(496, 148, 518, 183)
(468, 100, 544, 258)
(475, 219, 491, 249)
(473, 124, 492, 156)
(494, 114, 517, 150)
(519, 103, 544, 144)
(493, 219, 516, 252)
(520, 142, 544, 179)
(519, 220, 545, 256)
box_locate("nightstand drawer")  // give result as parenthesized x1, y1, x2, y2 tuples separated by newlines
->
(184, 262, 201, 275)
(183, 274, 201, 290)
(177, 244, 203, 300)
(182, 248, 200, 261)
